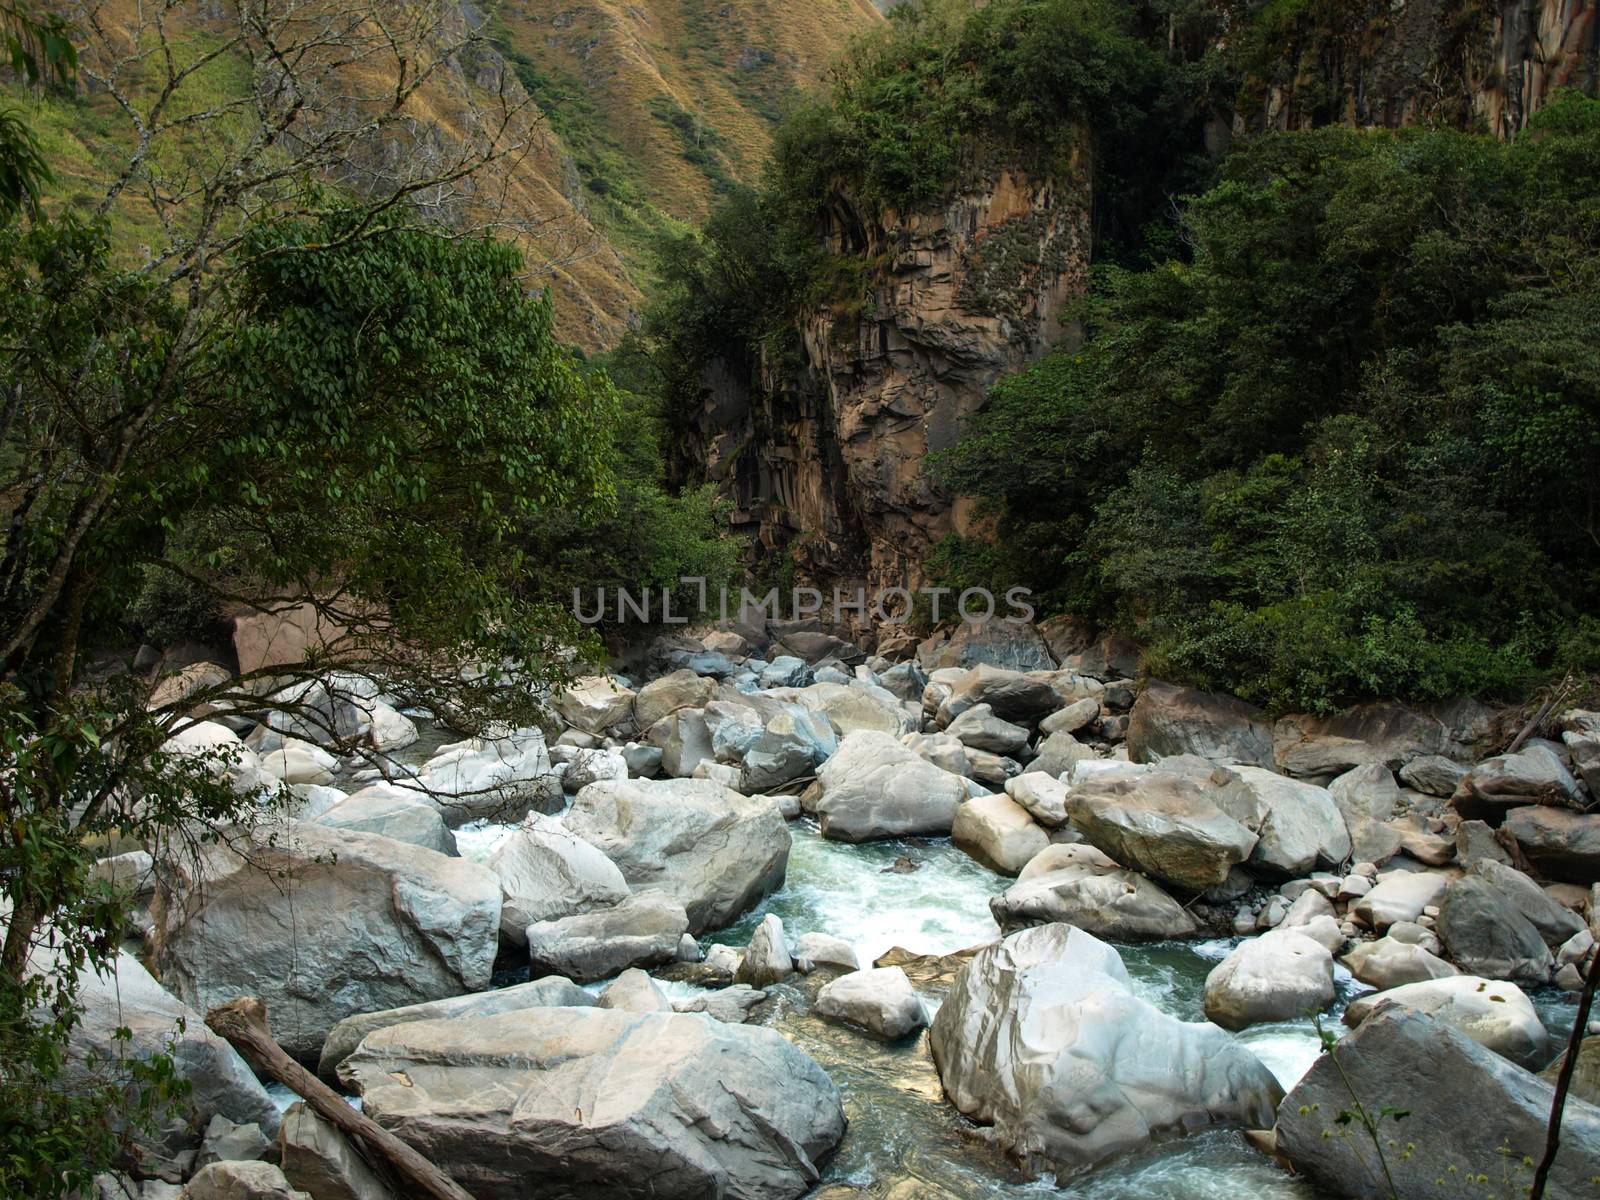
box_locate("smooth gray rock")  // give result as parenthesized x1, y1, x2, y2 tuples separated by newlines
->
(555, 676, 637, 734)
(183, 1162, 309, 1200)
(1504, 806, 1600, 883)
(1341, 936, 1458, 990)
(792, 932, 861, 973)
(314, 785, 455, 855)
(633, 669, 718, 732)
(736, 914, 793, 987)
(317, 975, 595, 1081)
(935, 664, 1061, 726)
(279, 1102, 396, 1200)
(1436, 870, 1555, 983)
(1327, 763, 1401, 825)
(812, 730, 967, 841)
(339, 1007, 846, 1200)
(1400, 754, 1468, 797)
(1203, 928, 1335, 1030)
(815, 966, 928, 1040)
(152, 822, 500, 1060)
(597, 968, 674, 1012)
(525, 894, 690, 983)
(991, 845, 1197, 940)
(1065, 765, 1257, 892)
(566, 777, 788, 933)
(929, 924, 1283, 1174)
(1004, 771, 1070, 827)
(1275, 1007, 1600, 1199)
(952, 793, 1049, 875)
(484, 815, 630, 945)
(1452, 744, 1585, 822)
(196, 1113, 269, 1170)
(1029, 730, 1096, 778)
(946, 703, 1030, 756)
(1342, 975, 1548, 1069)
(1213, 766, 1351, 876)
(1126, 680, 1273, 767)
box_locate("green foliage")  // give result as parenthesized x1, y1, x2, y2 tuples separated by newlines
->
(936, 94, 1600, 711)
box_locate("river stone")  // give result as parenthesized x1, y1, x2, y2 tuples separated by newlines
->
(1341, 936, 1458, 990)
(760, 655, 813, 689)
(416, 729, 561, 826)
(1400, 754, 1469, 797)
(1213, 766, 1351, 876)
(1280, 1006, 1600, 1198)
(1126, 680, 1273, 767)
(1030, 730, 1097, 777)
(946, 703, 1030, 755)
(740, 705, 838, 791)
(1452, 743, 1586, 822)
(317, 975, 594, 1081)
(792, 932, 861, 972)
(525, 894, 690, 983)
(163, 718, 274, 794)
(314, 785, 455, 855)
(1065, 766, 1257, 892)
(812, 730, 967, 841)
(815, 966, 928, 1040)
(279, 1102, 395, 1200)
(644, 708, 715, 778)
(554, 676, 637, 734)
(485, 814, 631, 944)
(929, 924, 1282, 1174)
(259, 740, 338, 786)
(62, 951, 279, 1177)
(1203, 928, 1334, 1030)
(736, 914, 793, 987)
(878, 661, 928, 704)
(1326, 763, 1401, 824)
(1436, 870, 1555, 983)
(1272, 701, 1489, 779)
(1456, 818, 1515, 868)
(1042, 696, 1100, 736)
(1350, 869, 1449, 931)
(1342, 975, 1548, 1069)
(936, 664, 1062, 726)
(952, 793, 1049, 875)
(562, 747, 628, 792)
(566, 777, 789, 933)
(598, 968, 674, 1012)
(185, 1162, 309, 1200)
(339, 1007, 846, 1200)
(1004, 771, 1070, 827)
(633, 669, 718, 732)
(152, 822, 499, 1061)
(796, 681, 914, 740)
(675, 984, 769, 1023)
(991, 851, 1197, 940)
(1474, 859, 1586, 946)
(1503, 806, 1600, 883)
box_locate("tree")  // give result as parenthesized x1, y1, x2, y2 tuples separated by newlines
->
(0, 0, 623, 1188)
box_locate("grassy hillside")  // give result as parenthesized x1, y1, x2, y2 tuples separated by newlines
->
(13, 0, 880, 350)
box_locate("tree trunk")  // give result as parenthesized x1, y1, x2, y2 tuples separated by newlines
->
(205, 996, 477, 1200)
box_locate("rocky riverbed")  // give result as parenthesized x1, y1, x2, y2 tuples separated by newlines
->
(75, 615, 1600, 1199)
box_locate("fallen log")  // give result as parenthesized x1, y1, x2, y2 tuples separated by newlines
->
(205, 995, 476, 1200)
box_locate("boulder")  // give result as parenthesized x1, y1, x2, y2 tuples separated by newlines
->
(317, 975, 593, 1081)
(195, 1112, 270, 1170)
(811, 731, 967, 842)
(554, 675, 637, 734)
(1543, 1037, 1600, 1106)
(314, 786, 455, 855)
(991, 849, 1197, 940)
(484, 815, 631, 945)
(779, 630, 865, 665)
(945, 704, 1030, 756)
(152, 822, 499, 1060)
(566, 777, 789, 933)
(1064, 766, 1257, 892)
(1213, 766, 1351, 876)
(1504, 806, 1600, 883)
(633, 702, 709, 777)
(1029, 730, 1096, 778)
(1436, 870, 1555, 983)
(1342, 975, 1548, 1069)
(633, 669, 718, 732)
(815, 966, 928, 1040)
(1351, 869, 1450, 931)
(339, 1008, 846, 1200)
(279, 1103, 396, 1200)
(525, 894, 690, 983)
(760, 655, 813, 689)
(936, 664, 1061, 725)
(675, 984, 769, 1023)
(259, 741, 338, 786)
(562, 747, 628, 792)
(877, 661, 928, 704)
(1452, 744, 1586, 823)
(735, 914, 793, 987)
(148, 659, 232, 715)
(740, 705, 837, 792)
(162, 720, 273, 795)
(1342, 936, 1458, 990)
(1126, 681, 1273, 767)
(416, 729, 560, 825)
(1004, 771, 1070, 827)
(1072, 632, 1142, 681)
(797, 682, 913, 740)
(1273, 700, 1490, 779)
(597, 968, 674, 1012)
(184, 1162, 309, 1200)
(1203, 928, 1335, 1030)
(932, 620, 1056, 672)
(952, 794, 1049, 875)
(62, 952, 278, 1177)
(792, 933, 861, 973)
(929, 924, 1282, 1174)
(1399, 754, 1468, 797)
(1275, 1008, 1600, 1198)
(1041, 696, 1100, 736)
(1326, 763, 1401, 824)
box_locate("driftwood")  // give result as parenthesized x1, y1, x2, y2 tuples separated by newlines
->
(205, 996, 477, 1200)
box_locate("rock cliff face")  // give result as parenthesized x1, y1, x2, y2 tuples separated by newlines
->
(689, 161, 1090, 599)
(1227, 0, 1598, 139)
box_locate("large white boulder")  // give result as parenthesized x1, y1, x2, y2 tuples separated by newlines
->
(815, 966, 928, 1040)
(554, 675, 637, 734)
(810, 730, 967, 842)
(484, 814, 631, 944)
(339, 1007, 846, 1200)
(991, 845, 1197, 940)
(565, 777, 788, 934)
(525, 894, 691, 982)
(952, 793, 1049, 875)
(1203, 927, 1335, 1030)
(1341, 975, 1549, 1069)
(929, 924, 1283, 1174)
(416, 728, 561, 826)
(1213, 766, 1351, 875)
(152, 821, 500, 1060)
